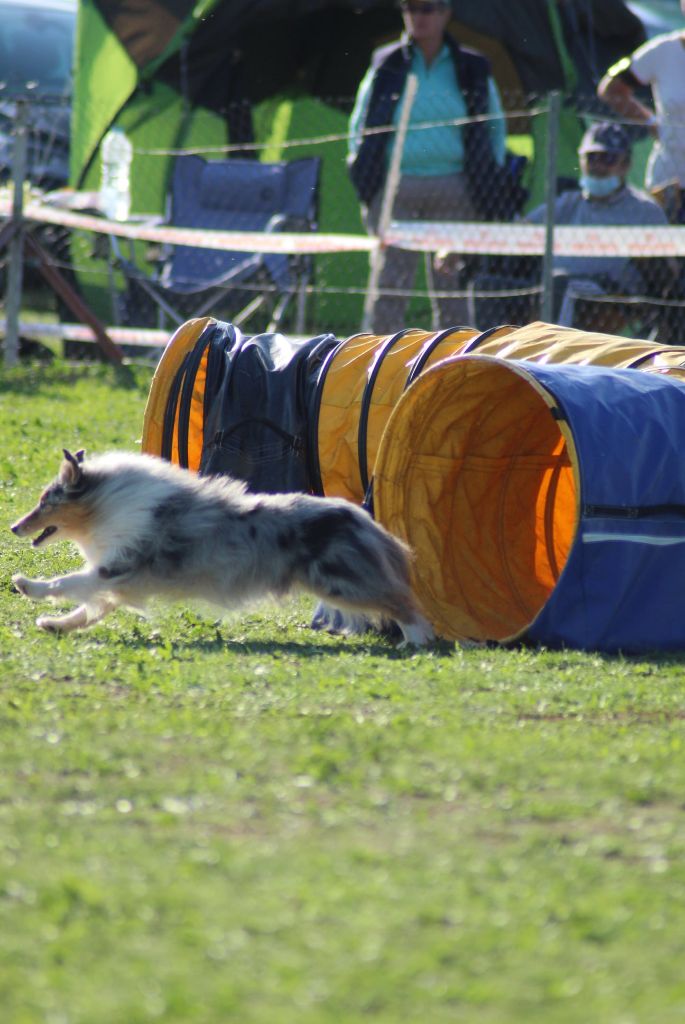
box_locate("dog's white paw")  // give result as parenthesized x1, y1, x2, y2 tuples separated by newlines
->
(12, 574, 33, 597)
(397, 616, 435, 649)
(36, 615, 66, 633)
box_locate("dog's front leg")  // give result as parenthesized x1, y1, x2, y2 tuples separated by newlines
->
(36, 599, 115, 633)
(13, 568, 122, 632)
(13, 567, 103, 605)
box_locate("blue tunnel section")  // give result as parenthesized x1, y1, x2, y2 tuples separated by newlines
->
(522, 362, 685, 653)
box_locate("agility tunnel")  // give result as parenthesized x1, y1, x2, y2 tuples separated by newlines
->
(141, 318, 519, 495)
(140, 316, 489, 492)
(373, 355, 685, 652)
(467, 320, 685, 378)
(142, 317, 685, 501)
(141, 317, 212, 472)
(310, 320, 685, 503)
(308, 324, 515, 501)
(141, 317, 685, 651)
(141, 317, 339, 491)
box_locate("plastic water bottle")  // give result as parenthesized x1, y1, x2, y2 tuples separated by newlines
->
(100, 127, 133, 221)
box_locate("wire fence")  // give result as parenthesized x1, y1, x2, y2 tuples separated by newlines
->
(1, 86, 684, 362)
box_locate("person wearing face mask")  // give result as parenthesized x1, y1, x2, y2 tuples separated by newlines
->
(524, 121, 669, 327)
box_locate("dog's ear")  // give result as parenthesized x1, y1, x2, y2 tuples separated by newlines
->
(60, 448, 84, 488)
(75, 449, 86, 464)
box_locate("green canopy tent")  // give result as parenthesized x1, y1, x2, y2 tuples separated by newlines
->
(71, 0, 401, 209)
(71, 0, 646, 205)
(67, 0, 646, 332)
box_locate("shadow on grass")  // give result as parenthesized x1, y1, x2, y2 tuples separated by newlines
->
(226, 637, 413, 658)
(222, 635, 455, 659)
(103, 624, 450, 659)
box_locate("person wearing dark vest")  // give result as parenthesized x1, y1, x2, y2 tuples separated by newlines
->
(347, 0, 510, 334)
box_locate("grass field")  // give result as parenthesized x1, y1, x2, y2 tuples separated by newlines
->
(2, 359, 685, 1024)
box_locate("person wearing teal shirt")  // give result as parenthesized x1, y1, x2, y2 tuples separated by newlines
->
(348, 0, 508, 333)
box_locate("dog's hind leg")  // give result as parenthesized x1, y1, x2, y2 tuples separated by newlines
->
(301, 513, 434, 646)
(310, 577, 434, 648)
(395, 613, 435, 649)
(310, 600, 374, 636)
(368, 590, 434, 648)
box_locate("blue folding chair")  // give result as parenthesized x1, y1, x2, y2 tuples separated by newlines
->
(112, 154, 321, 333)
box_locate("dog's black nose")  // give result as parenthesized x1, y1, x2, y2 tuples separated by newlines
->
(10, 524, 20, 534)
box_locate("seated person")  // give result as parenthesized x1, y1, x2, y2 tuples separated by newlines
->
(525, 121, 671, 330)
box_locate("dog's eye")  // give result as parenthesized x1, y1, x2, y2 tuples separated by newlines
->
(39, 485, 63, 508)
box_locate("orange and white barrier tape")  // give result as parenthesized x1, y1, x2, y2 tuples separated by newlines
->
(3, 190, 685, 258)
(386, 220, 685, 258)
(0, 319, 170, 347)
(0, 195, 377, 254)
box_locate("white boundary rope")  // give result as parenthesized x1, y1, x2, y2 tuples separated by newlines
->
(134, 105, 550, 157)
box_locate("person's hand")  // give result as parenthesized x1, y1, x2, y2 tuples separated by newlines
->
(433, 249, 463, 274)
(645, 114, 659, 139)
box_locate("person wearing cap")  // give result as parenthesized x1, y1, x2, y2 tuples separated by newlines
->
(347, 0, 523, 334)
(597, 3, 685, 218)
(525, 120, 669, 327)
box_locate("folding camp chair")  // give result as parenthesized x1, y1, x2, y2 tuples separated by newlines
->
(111, 154, 321, 333)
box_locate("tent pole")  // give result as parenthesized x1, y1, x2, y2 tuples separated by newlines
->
(362, 74, 418, 334)
(541, 91, 561, 324)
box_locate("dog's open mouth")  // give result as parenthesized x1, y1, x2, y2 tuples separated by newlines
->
(32, 525, 57, 546)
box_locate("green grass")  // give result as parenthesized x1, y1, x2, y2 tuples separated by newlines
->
(2, 360, 685, 1023)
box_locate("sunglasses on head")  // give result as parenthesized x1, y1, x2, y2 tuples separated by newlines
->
(400, 1, 448, 13)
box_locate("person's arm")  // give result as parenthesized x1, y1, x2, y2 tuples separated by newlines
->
(524, 202, 546, 224)
(597, 57, 658, 137)
(348, 66, 375, 158)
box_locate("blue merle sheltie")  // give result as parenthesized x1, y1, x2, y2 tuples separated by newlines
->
(10, 449, 434, 646)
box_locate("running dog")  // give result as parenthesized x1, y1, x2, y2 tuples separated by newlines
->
(10, 449, 434, 646)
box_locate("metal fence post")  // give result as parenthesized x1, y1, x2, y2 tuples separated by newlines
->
(541, 90, 561, 323)
(4, 98, 29, 367)
(362, 73, 418, 333)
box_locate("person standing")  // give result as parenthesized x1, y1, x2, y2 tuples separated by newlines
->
(598, 2, 685, 216)
(347, 0, 519, 334)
